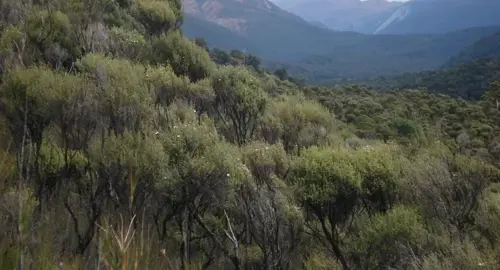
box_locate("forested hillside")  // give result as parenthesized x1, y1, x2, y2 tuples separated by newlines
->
(446, 30, 500, 67)
(284, 26, 500, 81)
(1, 1, 500, 270)
(334, 56, 500, 99)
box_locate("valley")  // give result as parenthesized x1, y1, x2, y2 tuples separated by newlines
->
(182, 0, 500, 81)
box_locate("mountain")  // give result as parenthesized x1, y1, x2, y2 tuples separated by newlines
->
(272, 0, 500, 35)
(182, 13, 262, 52)
(181, 0, 500, 81)
(272, 0, 401, 33)
(373, 0, 500, 35)
(182, 0, 309, 35)
(271, 26, 500, 81)
(445, 30, 500, 67)
(181, 0, 340, 60)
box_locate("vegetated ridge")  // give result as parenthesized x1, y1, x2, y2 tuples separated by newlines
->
(331, 56, 500, 100)
(445, 30, 500, 67)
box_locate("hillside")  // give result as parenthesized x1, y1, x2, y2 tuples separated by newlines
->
(2, 0, 500, 269)
(182, 0, 309, 34)
(181, 0, 339, 60)
(181, 0, 500, 80)
(181, 13, 261, 51)
(332, 56, 500, 99)
(284, 26, 500, 81)
(446, 30, 500, 67)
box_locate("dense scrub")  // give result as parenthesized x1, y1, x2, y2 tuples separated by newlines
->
(327, 56, 500, 100)
(1, 0, 500, 269)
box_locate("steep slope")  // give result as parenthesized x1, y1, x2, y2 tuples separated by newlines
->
(181, 13, 262, 52)
(278, 26, 500, 81)
(445, 30, 500, 67)
(182, 0, 308, 34)
(373, 0, 500, 35)
(181, 0, 340, 60)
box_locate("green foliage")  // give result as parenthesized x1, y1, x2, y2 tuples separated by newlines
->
(1, 66, 82, 118)
(482, 81, 500, 110)
(303, 249, 341, 270)
(151, 32, 215, 81)
(76, 54, 155, 133)
(109, 26, 148, 60)
(264, 95, 334, 152)
(352, 144, 405, 212)
(290, 146, 361, 204)
(25, 8, 80, 67)
(0, 25, 25, 64)
(1, 1, 500, 269)
(89, 131, 166, 177)
(134, 0, 181, 35)
(38, 140, 87, 175)
(159, 102, 251, 190)
(212, 66, 268, 145)
(241, 141, 289, 185)
(350, 206, 427, 269)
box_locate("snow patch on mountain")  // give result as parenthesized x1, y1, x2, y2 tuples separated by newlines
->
(374, 5, 410, 34)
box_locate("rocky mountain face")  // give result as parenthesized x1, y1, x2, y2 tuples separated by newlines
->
(181, 0, 302, 34)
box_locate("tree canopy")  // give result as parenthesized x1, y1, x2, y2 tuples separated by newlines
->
(1, 0, 500, 269)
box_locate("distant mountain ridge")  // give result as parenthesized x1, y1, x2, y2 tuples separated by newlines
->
(272, 0, 401, 33)
(182, 0, 307, 34)
(181, 0, 500, 81)
(374, 0, 500, 35)
(272, 0, 500, 35)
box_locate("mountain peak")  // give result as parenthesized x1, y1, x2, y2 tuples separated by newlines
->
(182, 0, 300, 34)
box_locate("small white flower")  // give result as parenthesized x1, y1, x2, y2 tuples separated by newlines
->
(226, 173, 231, 177)
(177, 135, 181, 138)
